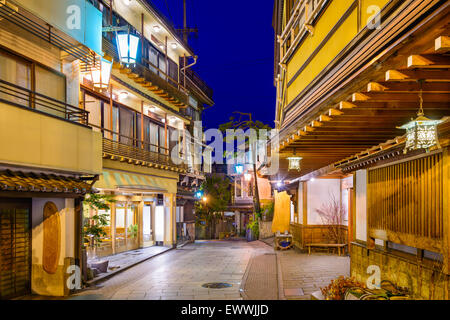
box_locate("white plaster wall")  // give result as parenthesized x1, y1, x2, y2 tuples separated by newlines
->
(355, 170, 367, 241)
(307, 179, 341, 225)
(297, 182, 303, 224)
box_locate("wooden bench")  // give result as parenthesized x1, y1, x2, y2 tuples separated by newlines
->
(305, 243, 347, 256)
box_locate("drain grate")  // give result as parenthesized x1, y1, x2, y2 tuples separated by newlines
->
(202, 282, 233, 289)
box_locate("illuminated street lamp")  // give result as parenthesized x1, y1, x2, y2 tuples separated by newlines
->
(244, 173, 252, 181)
(116, 31, 140, 65)
(398, 88, 442, 154)
(91, 58, 112, 90)
(202, 196, 208, 203)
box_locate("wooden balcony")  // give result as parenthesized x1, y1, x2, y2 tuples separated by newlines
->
(102, 136, 187, 173)
(0, 79, 89, 125)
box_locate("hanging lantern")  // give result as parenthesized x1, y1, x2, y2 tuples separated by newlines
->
(398, 87, 442, 153)
(90, 58, 112, 90)
(244, 173, 252, 181)
(287, 157, 302, 171)
(116, 32, 140, 65)
(235, 164, 244, 175)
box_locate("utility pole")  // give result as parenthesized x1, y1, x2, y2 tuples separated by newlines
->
(176, 0, 198, 44)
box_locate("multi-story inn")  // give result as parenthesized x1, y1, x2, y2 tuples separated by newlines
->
(0, 0, 213, 299)
(270, 0, 450, 299)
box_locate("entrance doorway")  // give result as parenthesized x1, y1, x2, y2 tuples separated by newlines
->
(0, 199, 31, 299)
(143, 203, 153, 247)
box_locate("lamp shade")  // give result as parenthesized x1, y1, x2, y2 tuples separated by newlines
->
(91, 58, 112, 90)
(116, 32, 140, 65)
(287, 157, 302, 171)
(235, 164, 244, 175)
(399, 115, 442, 153)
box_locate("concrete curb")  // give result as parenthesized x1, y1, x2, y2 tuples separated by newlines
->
(276, 252, 286, 300)
(85, 247, 174, 286)
(239, 252, 255, 300)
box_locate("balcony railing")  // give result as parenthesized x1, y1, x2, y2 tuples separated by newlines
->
(0, 79, 89, 125)
(102, 37, 190, 106)
(95, 126, 187, 170)
(181, 67, 214, 102)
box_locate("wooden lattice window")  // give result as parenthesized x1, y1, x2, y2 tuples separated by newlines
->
(367, 152, 444, 253)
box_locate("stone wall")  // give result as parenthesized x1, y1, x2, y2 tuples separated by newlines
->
(351, 243, 449, 300)
(259, 220, 273, 239)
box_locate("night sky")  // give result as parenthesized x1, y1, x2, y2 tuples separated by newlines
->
(148, 0, 276, 130)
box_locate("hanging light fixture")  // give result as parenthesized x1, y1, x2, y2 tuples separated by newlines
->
(90, 57, 112, 90)
(116, 30, 140, 65)
(235, 164, 244, 175)
(398, 82, 442, 154)
(287, 156, 302, 171)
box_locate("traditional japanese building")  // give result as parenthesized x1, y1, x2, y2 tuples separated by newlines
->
(0, 0, 213, 298)
(79, 0, 214, 258)
(0, 0, 103, 298)
(271, 0, 450, 299)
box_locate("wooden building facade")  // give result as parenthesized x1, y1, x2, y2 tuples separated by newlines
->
(271, 0, 450, 299)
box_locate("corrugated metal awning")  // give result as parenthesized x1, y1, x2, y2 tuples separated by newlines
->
(95, 170, 178, 194)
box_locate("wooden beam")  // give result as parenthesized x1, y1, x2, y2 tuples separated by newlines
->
(352, 92, 450, 102)
(407, 54, 450, 69)
(435, 36, 450, 54)
(339, 101, 357, 109)
(386, 69, 450, 81)
(368, 81, 450, 92)
(328, 108, 344, 116)
(367, 82, 388, 92)
(352, 93, 370, 102)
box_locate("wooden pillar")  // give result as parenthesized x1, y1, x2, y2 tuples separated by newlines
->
(366, 170, 376, 250)
(109, 83, 114, 140)
(302, 181, 308, 248)
(302, 181, 308, 226)
(443, 147, 449, 279)
(348, 187, 354, 252)
(151, 201, 156, 243)
(138, 200, 144, 248)
(140, 101, 145, 149)
(164, 114, 168, 152)
(111, 200, 116, 255)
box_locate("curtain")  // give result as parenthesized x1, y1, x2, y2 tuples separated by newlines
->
(149, 122, 159, 152)
(119, 106, 134, 145)
(159, 126, 166, 153)
(85, 94, 102, 132)
(35, 66, 66, 118)
(158, 54, 166, 80)
(148, 47, 158, 74)
(0, 51, 31, 105)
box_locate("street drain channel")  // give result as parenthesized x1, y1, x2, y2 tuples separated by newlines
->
(202, 283, 233, 289)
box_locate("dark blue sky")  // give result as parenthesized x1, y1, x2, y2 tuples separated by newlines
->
(148, 0, 276, 130)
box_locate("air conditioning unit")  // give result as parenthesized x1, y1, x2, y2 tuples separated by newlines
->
(0, 0, 19, 21)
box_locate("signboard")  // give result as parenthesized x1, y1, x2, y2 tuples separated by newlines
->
(14, 0, 102, 55)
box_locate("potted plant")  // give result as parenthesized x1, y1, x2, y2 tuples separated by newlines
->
(83, 193, 115, 273)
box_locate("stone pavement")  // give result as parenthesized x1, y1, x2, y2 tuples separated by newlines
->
(241, 252, 278, 300)
(87, 246, 172, 284)
(72, 240, 271, 300)
(278, 249, 350, 300)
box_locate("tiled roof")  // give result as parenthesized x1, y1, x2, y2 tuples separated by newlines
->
(0, 170, 93, 194)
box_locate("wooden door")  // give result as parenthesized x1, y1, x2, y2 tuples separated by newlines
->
(0, 199, 31, 299)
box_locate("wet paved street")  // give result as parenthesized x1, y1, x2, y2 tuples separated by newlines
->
(72, 240, 270, 300)
(70, 240, 350, 301)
